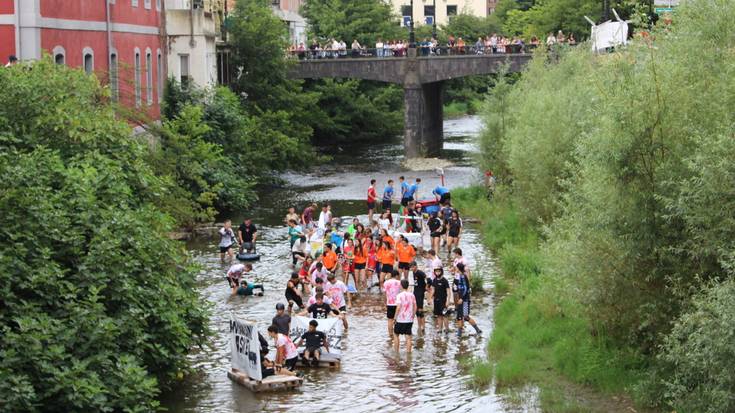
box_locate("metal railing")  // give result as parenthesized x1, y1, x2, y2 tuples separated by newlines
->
(287, 44, 549, 60)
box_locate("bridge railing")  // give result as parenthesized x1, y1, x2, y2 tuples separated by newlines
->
(288, 44, 545, 60)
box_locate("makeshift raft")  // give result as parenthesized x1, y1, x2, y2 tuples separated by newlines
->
(297, 351, 341, 368)
(227, 369, 303, 392)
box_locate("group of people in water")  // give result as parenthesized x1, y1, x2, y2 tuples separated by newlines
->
(220, 176, 483, 376)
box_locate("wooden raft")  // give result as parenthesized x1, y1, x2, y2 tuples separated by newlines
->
(227, 369, 303, 392)
(297, 351, 341, 368)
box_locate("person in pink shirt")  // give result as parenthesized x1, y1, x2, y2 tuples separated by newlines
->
(268, 325, 300, 371)
(383, 270, 402, 337)
(394, 279, 417, 352)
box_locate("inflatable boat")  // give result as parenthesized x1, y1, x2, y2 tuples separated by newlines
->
(237, 243, 261, 261)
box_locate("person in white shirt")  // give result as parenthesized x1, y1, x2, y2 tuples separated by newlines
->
(218, 220, 236, 262)
(375, 38, 384, 57)
(394, 279, 417, 352)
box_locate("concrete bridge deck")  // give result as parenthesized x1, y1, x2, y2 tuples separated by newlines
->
(289, 50, 533, 158)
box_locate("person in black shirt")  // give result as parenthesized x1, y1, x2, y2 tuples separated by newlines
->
(300, 294, 339, 319)
(410, 261, 428, 333)
(295, 319, 330, 366)
(431, 267, 450, 333)
(427, 212, 443, 253)
(238, 218, 258, 253)
(272, 303, 291, 335)
(285, 272, 304, 311)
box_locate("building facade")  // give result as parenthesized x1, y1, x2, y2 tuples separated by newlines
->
(271, 0, 306, 45)
(165, 0, 223, 89)
(392, 0, 488, 28)
(0, 0, 165, 119)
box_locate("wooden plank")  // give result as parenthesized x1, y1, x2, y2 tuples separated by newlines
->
(296, 351, 342, 369)
(227, 370, 303, 392)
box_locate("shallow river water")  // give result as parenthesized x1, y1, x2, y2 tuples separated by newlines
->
(161, 117, 535, 412)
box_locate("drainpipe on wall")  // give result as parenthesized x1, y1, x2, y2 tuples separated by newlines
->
(105, 0, 112, 66)
(189, 0, 196, 48)
(14, 0, 20, 59)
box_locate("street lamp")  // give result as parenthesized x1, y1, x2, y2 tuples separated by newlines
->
(409, 0, 416, 48)
(432, 0, 437, 39)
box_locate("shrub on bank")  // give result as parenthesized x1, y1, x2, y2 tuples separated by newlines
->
(0, 58, 208, 411)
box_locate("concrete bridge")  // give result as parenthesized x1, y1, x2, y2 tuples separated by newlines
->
(289, 50, 532, 158)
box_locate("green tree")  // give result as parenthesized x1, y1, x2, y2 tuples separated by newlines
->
(0, 58, 208, 412)
(301, 0, 403, 45)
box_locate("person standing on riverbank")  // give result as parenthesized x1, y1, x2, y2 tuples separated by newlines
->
(367, 179, 378, 223)
(400, 176, 409, 207)
(218, 220, 236, 262)
(382, 179, 395, 212)
(394, 279, 417, 352)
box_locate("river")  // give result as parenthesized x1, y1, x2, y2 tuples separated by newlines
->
(161, 116, 535, 412)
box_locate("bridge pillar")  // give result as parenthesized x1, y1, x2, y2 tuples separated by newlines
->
(422, 81, 443, 157)
(403, 81, 444, 158)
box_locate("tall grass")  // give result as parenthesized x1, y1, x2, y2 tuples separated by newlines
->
(454, 187, 644, 406)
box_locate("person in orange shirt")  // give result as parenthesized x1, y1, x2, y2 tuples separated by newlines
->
(396, 236, 416, 280)
(322, 243, 339, 274)
(379, 228, 395, 249)
(377, 240, 396, 290)
(353, 241, 368, 291)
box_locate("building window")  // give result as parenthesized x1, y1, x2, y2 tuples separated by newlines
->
(271, 0, 280, 6)
(424, 5, 435, 16)
(132, 0, 138, 7)
(144, 0, 150, 9)
(134, 50, 141, 107)
(156, 0, 161, 10)
(401, 5, 411, 17)
(53, 46, 65, 65)
(83, 47, 94, 75)
(447, 5, 458, 16)
(146, 50, 153, 105)
(110, 52, 119, 101)
(157, 50, 163, 103)
(179, 54, 190, 87)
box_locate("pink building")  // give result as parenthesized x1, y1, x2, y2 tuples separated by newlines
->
(0, 0, 164, 120)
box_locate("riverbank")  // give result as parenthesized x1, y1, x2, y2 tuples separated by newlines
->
(453, 186, 649, 412)
(444, 99, 483, 118)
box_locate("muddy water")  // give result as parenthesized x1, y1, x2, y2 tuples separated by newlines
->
(161, 117, 528, 412)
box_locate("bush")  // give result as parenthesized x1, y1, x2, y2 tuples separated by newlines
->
(659, 279, 735, 413)
(0, 57, 208, 411)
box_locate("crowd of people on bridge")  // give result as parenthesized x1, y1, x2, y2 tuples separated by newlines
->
(288, 30, 577, 60)
(220, 175, 483, 376)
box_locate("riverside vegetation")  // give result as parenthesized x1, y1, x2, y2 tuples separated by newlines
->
(458, 0, 735, 411)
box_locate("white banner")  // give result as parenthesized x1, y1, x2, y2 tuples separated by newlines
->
(289, 316, 343, 355)
(229, 316, 262, 381)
